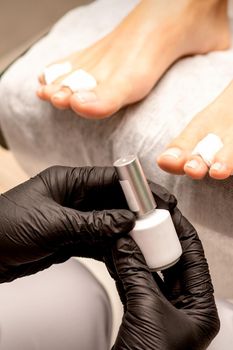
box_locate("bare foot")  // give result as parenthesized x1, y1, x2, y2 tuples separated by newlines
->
(37, 0, 230, 119)
(157, 79, 233, 180)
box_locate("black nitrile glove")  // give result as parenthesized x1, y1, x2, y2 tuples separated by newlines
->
(107, 183, 220, 350)
(0, 166, 135, 283)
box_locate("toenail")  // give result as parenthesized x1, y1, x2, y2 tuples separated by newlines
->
(74, 91, 98, 104)
(210, 162, 227, 172)
(185, 159, 200, 170)
(160, 148, 182, 159)
(53, 91, 69, 100)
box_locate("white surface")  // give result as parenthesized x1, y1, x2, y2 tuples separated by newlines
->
(78, 258, 122, 346)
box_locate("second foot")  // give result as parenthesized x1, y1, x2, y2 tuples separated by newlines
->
(37, 0, 230, 119)
(157, 80, 233, 180)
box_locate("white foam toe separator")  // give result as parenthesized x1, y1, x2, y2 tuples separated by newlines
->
(61, 69, 97, 92)
(192, 133, 224, 167)
(44, 62, 72, 84)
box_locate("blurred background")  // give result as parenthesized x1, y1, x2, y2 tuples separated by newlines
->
(0, 0, 92, 70)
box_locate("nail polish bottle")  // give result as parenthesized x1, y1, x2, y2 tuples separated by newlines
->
(114, 155, 182, 271)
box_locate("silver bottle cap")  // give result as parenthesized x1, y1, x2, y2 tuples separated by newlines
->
(114, 155, 157, 217)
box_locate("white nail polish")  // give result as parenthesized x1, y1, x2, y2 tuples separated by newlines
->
(75, 91, 97, 104)
(114, 155, 182, 271)
(186, 159, 199, 169)
(161, 148, 182, 159)
(53, 91, 69, 100)
(210, 162, 224, 171)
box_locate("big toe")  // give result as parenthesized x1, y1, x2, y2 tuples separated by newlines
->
(157, 129, 209, 178)
(70, 78, 131, 119)
(157, 147, 188, 175)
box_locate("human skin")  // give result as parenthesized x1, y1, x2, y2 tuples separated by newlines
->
(157, 79, 233, 180)
(37, 0, 229, 119)
(37, 0, 232, 180)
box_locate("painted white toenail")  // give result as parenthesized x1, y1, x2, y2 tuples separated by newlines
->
(53, 91, 69, 100)
(44, 62, 72, 84)
(61, 69, 97, 92)
(210, 163, 233, 176)
(210, 162, 226, 171)
(75, 91, 97, 104)
(185, 160, 200, 169)
(161, 148, 182, 159)
(192, 133, 223, 167)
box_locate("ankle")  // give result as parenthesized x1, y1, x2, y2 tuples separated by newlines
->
(179, 0, 230, 54)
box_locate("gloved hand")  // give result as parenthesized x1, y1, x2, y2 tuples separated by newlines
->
(0, 166, 135, 283)
(107, 182, 220, 350)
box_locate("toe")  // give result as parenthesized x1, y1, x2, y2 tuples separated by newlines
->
(184, 156, 209, 179)
(36, 84, 61, 101)
(157, 126, 207, 175)
(157, 147, 187, 175)
(51, 87, 72, 109)
(70, 78, 130, 119)
(70, 91, 119, 119)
